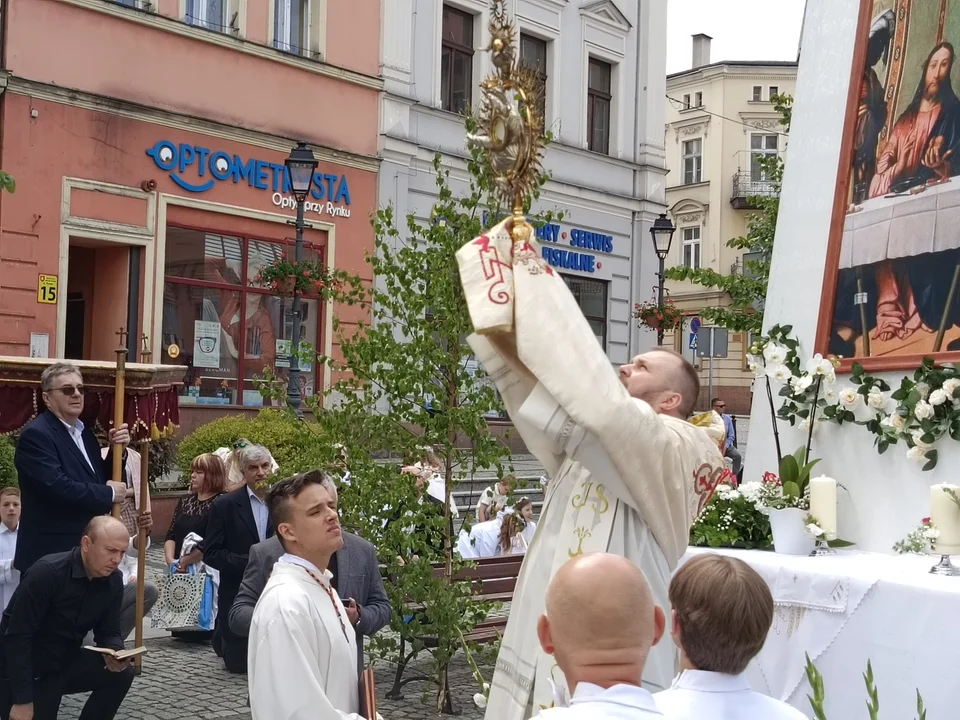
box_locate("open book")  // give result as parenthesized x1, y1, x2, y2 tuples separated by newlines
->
(83, 645, 147, 661)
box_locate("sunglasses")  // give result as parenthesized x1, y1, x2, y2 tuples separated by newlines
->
(233, 441, 248, 450)
(53, 385, 86, 397)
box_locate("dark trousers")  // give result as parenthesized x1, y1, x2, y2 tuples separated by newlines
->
(0, 651, 135, 720)
(213, 592, 248, 674)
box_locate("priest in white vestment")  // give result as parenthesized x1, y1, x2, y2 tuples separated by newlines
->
(248, 470, 371, 720)
(533, 553, 667, 719)
(456, 218, 725, 718)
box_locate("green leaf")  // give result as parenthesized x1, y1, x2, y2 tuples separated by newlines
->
(826, 538, 855, 548)
(852, 362, 864, 378)
(779, 454, 799, 486)
(878, 440, 889, 455)
(923, 450, 939, 471)
(782, 481, 801, 499)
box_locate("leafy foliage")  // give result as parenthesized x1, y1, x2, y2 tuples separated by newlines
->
(0, 436, 17, 489)
(0, 171, 14, 195)
(664, 94, 793, 333)
(689, 478, 772, 549)
(805, 655, 929, 720)
(307, 118, 562, 711)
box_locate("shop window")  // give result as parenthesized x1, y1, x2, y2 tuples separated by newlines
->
(162, 227, 324, 407)
(587, 58, 612, 154)
(441, 5, 474, 113)
(562, 275, 608, 349)
(520, 33, 548, 123)
(275, 0, 310, 55)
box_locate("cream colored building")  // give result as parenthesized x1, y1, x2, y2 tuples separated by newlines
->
(664, 35, 796, 415)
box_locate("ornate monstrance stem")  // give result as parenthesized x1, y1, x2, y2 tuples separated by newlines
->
(467, 0, 545, 242)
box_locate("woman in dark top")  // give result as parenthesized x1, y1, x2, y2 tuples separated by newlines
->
(164, 453, 227, 570)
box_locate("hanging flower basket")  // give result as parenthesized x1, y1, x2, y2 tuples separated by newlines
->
(253, 255, 341, 298)
(633, 296, 685, 334)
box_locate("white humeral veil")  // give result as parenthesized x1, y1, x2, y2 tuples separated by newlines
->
(456, 219, 725, 719)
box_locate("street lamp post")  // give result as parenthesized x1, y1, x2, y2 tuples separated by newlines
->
(284, 142, 318, 415)
(649, 213, 677, 346)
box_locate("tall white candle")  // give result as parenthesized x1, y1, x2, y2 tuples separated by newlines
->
(930, 484, 960, 555)
(809, 476, 838, 540)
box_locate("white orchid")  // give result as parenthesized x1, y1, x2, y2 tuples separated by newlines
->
(839, 388, 860, 408)
(930, 389, 949, 407)
(805, 353, 836, 380)
(914, 400, 935, 421)
(907, 446, 928, 463)
(791, 374, 813, 393)
(746, 354, 764, 376)
(763, 343, 788, 364)
(766, 363, 791, 382)
(867, 387, 886, 410)
(823, 385, 839, 403)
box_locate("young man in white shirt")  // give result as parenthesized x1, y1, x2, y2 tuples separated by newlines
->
(0, 488, 20, 611)
(654, 553, 807, 720)
(475, 475, 514, 522)
(248, 470, 367, 720)
(534, 553, 666, 719)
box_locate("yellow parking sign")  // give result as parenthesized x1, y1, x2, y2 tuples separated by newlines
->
(37, 274, 58, 304)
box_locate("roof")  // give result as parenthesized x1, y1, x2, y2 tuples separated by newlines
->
(668, 60, 799, 81)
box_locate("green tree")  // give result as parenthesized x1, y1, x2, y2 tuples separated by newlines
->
(665, 94, 793, 333)
(311, 120, 562, 712)
(0, 172, 14, 194)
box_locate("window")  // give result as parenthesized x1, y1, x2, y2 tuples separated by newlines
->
(112, 0, 142, 6)
(682, 93, 691, 109)
(769, 85, 779, 100)
(682, 227, 701, 269)
(187, 0, 227, 31)
(562, 276, 608, 349)
(441, 5, 474, 114)
(695, 91, 703, 107)
(162, 227, 324, 407)
(682, 138, 702, 185)
(750, 133, 778, 182)
(275, 0, 309, 55)
(520, 34, 548, 123)
(752, 85, 762, 102)
(587, 58, 612, 154)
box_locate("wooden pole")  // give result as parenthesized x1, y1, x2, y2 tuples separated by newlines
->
(934, 263, 960, 353)
(111, 328, 128, 519)
(134, 334, 152, 672)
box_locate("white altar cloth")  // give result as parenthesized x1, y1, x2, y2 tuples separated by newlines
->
(682, 548, 960, 719)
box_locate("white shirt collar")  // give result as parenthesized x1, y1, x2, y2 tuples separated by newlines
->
(60, 417, 84, 434)
(570, 682, 659, 713)
(0, 524, 17, 535)
(247, 485, 266, 504)
(671, 670, 752, 693)
(278, 552, 333, 581)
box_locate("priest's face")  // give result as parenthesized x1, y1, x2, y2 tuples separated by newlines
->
(618, 352, 683, 414)
(285, 482, 344, 557)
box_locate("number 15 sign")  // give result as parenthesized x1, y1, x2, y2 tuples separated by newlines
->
(37, 274, 58, 304)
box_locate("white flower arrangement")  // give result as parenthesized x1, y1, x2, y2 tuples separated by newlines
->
(892, 518, 940, 555)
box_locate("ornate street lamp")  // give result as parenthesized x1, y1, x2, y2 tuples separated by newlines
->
(284, 142, 318, 414)
(649, 213, 677, 346)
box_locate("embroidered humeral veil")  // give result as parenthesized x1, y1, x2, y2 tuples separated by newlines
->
(456, 219, 725, 719)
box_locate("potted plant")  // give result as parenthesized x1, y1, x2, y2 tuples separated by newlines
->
(253, 254, 341, 298)
(757, 448, 820, 555)
(689, 470, 773, 550)
(632, 295, 685, 334)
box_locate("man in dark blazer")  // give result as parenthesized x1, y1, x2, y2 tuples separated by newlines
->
(203, 443, 275, 674)
(13, 363, 130, 574)
(229, 530, 391, 676)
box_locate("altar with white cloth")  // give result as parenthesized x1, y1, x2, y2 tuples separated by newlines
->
(682, 547, 960, 719)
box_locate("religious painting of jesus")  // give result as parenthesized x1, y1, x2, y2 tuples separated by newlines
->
(819, 0, 960, 369)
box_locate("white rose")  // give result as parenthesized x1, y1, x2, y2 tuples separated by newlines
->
(930, 389, 949, 407)
(791, 374, 813, 393)
(839, 388, 860, 407)
(911, 429, 934, 449)
(942, 378, 960, 398)
(763, 343, 788, 364)
(806, 523, 824, 538)
(473, 694, 488, 709)
(823, 385, 839, 403)
(889, 412, 906, 430)
(867, 387, 886, 410)
(916, 382, 931, 399)
(907, 446, 928, 463)
(923, 527, 941, 541)
(914, 400, 935, 421)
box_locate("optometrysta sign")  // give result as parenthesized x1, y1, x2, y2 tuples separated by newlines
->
(146, 141, 352, 218)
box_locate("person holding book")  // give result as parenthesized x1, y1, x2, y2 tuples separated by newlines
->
(0, 516, 135, 720)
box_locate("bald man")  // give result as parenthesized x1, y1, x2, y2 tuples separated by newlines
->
(534, 553, 666, 718)
(457, 218, 726, 717)
(0, 516, 135, 720)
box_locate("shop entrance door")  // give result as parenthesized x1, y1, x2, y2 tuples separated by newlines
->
(65, 239, 142, 362)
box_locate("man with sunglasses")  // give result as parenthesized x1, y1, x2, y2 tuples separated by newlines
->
(13, 363, 130, 574)
(711, 398, 741, 476)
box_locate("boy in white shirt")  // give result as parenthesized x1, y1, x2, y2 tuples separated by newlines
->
(654, 553, 808, 720)
(0, 488, 20, 611)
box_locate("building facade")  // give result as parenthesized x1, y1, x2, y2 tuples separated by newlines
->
(664, 35, 796, 414)
(379, 0, 669, 366)
(0, 0, 382, 432)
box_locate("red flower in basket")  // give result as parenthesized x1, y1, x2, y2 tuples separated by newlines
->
(762, 471, 781, 486)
